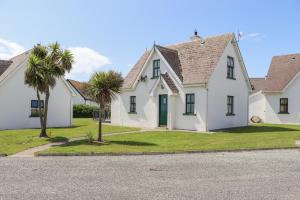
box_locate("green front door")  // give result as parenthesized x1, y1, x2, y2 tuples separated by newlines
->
(159, 94, 168, 126)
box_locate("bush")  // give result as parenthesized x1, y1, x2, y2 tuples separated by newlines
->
(86, 131, 94, 143)
(73, 104, 99, 118)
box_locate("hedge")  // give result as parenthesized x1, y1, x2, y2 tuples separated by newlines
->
(73, 104, 99, 118)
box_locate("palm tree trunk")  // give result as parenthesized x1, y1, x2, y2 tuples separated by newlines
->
(98, 103, 102, 142)
(37, 90, 46, 137)
(40, 89, 50, 138)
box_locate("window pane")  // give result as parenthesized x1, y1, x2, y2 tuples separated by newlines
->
(191, 94, 195, 103)
(187, 94, 190, 103)
(280, 98, 288, 113)
(153, 60, 160, 77)
(227, 57, 234, 78)
(280, 105, 284, 112)
(190, 104, 194, 113)
(187, 104, 190, 113)
(40, 100, 44, 108)
(31, 100, 38, 108)
(227, 96, 234, 114)
(130, 96, 136, 112)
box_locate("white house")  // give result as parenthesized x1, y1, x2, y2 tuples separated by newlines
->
(0, 51, 75, 130)
(111, 32, 252, 131)
(250, 54, 300, 124)
(67, 79, 97, 106)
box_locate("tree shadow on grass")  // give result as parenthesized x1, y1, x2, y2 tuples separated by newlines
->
(56, 139, 157, 148)
(47, 136, 68, 143)
(49, 125, 84, 130)
(216, 125, 300, 134)
(109, 140, 157, 146)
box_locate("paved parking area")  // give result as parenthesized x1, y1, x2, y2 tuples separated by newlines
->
(1, 150, 300, 200)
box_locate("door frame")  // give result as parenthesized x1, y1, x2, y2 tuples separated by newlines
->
(158, 94, 168, 126)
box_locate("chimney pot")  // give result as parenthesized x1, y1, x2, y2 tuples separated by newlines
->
(190, 29, 202, 41)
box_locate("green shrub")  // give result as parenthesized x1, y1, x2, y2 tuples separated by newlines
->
(73, 104, 99, 118)
(86, 131, 94, 143)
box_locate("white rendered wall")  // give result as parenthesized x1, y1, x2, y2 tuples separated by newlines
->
(111, 50, 207, 131)
(112, 51, 175, 129)
(72, 89, 97, 106)
(207, 42, 249, 130)
(264, 75, 300, 124)
(249, 92, 266, 122)
(0, 62, 73, 130)
(73, 90, 86, 105)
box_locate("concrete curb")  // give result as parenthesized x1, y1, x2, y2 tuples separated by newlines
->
(35, 147, 298, 157)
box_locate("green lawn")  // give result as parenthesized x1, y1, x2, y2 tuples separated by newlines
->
(38, 123, 300, 155)
(0, 118, 140, 155)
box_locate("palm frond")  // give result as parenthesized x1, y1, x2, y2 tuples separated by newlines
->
(88, 71, 123, 105)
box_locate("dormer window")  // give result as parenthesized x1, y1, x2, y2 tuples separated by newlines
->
(227, 56, 235, 79)
(152, 59, 160, 78)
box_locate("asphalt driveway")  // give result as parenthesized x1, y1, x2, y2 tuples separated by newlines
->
(1, 150, 300, 200)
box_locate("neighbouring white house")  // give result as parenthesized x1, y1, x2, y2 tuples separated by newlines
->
(111, 32, 252, 131)
(250, 54, 300, 124)
(0, 51, 76, 130)
(67, 79, 97, 106)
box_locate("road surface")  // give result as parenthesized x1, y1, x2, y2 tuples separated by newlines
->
(1, 150, 300, 199)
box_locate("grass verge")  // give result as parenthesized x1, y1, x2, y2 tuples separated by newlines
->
(38, 124, 300, 155)
(0, 118, 140, 155)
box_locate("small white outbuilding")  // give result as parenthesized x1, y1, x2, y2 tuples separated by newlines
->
(0, 51, 75, 130)
(250, 54, 300, 124)
(111, 32, 252, 131)
(67, 79, 97, 106)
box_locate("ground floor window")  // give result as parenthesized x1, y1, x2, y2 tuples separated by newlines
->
(129, 96, 136, 113)
(226, 96, 234, 116)
(31, 100, 44, 117)
(185, 93, 195, 114)
(279, 98, 288, 113)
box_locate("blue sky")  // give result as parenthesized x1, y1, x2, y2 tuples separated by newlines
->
(0, 0, 299, 81)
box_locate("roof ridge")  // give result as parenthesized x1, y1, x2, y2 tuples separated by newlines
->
(165, 32, 233, 48)
(155, 45, 178, 52)
(9, 49, 31, 61)
(272, 53, 300, 58)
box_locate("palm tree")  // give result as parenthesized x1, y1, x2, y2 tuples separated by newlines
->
(25, 43, 74, 137)
(88, 71, 123, 142)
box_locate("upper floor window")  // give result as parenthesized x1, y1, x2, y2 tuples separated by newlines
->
(31, 100, 44, 117)
(279, 98, 289, 114)
(227, 56, 235, 79)
(185, 94, 195, 115)
(152, 59, 160, 78)
(129, 96, 136, 113)
(226, 96, 235, 116)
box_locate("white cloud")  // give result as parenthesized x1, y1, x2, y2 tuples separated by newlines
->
(0, 38, 25, 59)
(240, 32, 266, 41)
(66, 47, 111, 81)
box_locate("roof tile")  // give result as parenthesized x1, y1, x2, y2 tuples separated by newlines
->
(67, 79, 93, 101)
(251, 54, 300, 92)
(161, 73, 179, 93)
(122, 33, 233, 88)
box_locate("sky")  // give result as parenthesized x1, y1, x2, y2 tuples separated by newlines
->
(0, 0, 299, 81)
